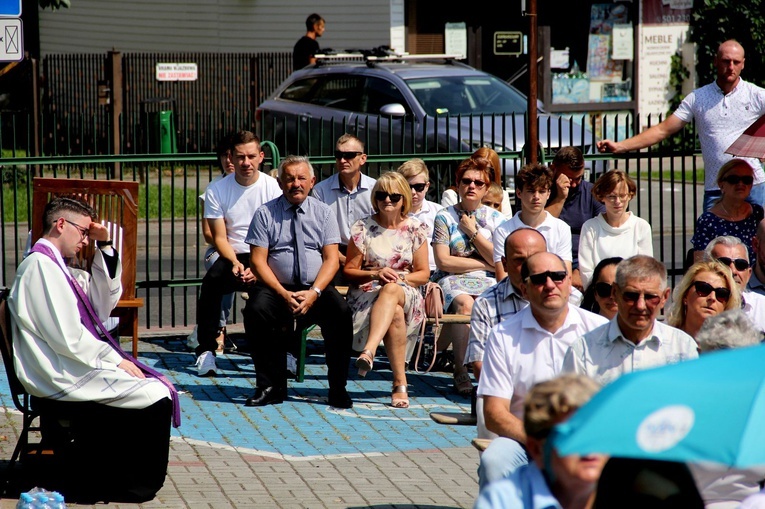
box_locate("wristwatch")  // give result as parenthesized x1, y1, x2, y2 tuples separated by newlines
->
(97, 239, 113, 248)
(310, 286, 322, 297)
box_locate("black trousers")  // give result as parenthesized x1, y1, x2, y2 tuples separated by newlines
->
(196, 252, 252, 357)
(243, 283, 352, 392)
(34, 398, 172, 503)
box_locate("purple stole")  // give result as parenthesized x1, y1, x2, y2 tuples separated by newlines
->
(30, 242, 181, 427)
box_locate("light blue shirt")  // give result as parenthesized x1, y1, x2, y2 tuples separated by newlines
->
(474, 463, 561, 509)
(312, 172, 376, 246)
(246, 196, 340, 286)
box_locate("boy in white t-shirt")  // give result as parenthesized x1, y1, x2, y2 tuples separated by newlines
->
(492, 164, 572, 282)
(194, 131, 281, 376)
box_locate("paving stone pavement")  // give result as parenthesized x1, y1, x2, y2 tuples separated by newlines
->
(0, 330, 480, 508)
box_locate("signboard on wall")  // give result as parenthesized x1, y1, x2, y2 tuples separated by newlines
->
(494, 32, 523, 56)
(156, 63, 198, 81)
(637, 25, 689, 119)
(445, 22, 467, 59)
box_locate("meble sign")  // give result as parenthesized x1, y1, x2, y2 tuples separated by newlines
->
(156, 63, 198, 81)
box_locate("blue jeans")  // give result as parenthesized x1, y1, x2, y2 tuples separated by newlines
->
(703, 183, 765, 213)
(477, 437, 529, 491)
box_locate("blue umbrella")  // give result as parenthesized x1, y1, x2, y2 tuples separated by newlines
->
(552, 343, 765, 467)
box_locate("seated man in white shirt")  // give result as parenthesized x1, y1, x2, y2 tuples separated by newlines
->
(477, 252, 608, 490)
(704, 235, 765, 334)
(563, 255, 698, 386)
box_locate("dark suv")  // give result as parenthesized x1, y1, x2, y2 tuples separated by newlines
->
(256, 52, 596, 191)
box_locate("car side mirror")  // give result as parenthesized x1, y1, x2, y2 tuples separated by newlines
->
(380, 103, 407, 118)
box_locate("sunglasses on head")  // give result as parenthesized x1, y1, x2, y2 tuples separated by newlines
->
(460, 178, 487, 188)
(620, 291, 662, 306)
(721, 175, 754, 185)
(526, 270, 567, 286)
(374, 191, 403, 203)
(594, 282, 613, 298)
(334, 150, 363, 160)
(691, 281, 731, 303)
(716, 256, 750, 271)
(409, 183, 428, 192)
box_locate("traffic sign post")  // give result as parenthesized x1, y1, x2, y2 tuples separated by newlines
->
(0, 0, 21, 17)
(0, 18, 21, 61)
(0, 0, 21, 62)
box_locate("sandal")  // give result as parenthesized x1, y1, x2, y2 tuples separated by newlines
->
(453, 371, 473, 396)
(391, 385, 409, 408)
(355, 349, 375, 377)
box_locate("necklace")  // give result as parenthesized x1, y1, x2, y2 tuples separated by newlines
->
(720, 200, 746, 220)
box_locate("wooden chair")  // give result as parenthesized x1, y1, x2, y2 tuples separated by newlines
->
(0, 288, 43, 480)
(31, 178, 144, 357)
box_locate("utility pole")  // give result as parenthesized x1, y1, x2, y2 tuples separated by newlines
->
(526, 0, 538, 164)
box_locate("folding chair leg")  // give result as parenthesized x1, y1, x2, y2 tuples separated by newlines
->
(296, 325, 315, 383)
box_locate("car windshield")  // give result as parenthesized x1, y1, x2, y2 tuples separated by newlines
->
(405, 75, 528, 116)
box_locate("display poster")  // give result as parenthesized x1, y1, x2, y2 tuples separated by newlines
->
(642, 0, 693, 25)
(445, 22, 467, 59)
(612, 24, 633, 60)
(587, 4, 629, 81)
(637, 24, 690, 119)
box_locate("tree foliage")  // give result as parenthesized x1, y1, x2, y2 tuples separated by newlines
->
(690, 0, 765, 87)
(38, 0, 70, 9)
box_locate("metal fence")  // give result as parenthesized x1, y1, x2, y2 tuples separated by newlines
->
(0, 111, 704, 331)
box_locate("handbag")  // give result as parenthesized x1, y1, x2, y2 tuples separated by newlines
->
(413, 281, 444, 373)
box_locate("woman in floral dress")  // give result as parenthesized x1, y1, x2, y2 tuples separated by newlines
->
(343, 172, 430, 408)
(432, 157, 505, 395)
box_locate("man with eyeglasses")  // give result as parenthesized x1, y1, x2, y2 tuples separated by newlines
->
(544, 147, 605, 292)
(312, 133, 376, 279)
(563, 255, 697, 386)
(705, 235, 765, 333)
(8, 197, 179, 500)
(476, 252, 607, 490)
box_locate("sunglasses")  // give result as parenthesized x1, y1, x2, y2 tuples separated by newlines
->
(460, 178, 487, 188)
(409, 183, 428, 193)
(526, 270, 567, 286)
(334, 150, 363, 160)
(716, 256, 750, 271)
(691, 281, 731, 303)
(620, 291, 662, 306)
(374, 191, 403, 203)
(721, 175, 754, 186)
(594, 282, 613, 298)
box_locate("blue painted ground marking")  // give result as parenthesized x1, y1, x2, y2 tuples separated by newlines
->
(0, 336, 477, 458)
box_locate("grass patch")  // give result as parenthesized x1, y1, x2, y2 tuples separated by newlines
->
(636, 169, 705, 183)
(138, 183, 200, 219)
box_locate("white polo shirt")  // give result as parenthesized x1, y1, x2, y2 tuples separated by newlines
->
(492, 211, 572, 264)
(742, 290, 765, 334)
(477, 304, 607, 419)
(562, 318, 699, 386)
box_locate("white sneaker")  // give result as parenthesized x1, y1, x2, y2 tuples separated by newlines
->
(286, 352, 297, 376)
(186, 326, 199, 350)
(196, 351, 217, 376)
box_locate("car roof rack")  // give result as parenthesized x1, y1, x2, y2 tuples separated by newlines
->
(314, 47, 466, 68)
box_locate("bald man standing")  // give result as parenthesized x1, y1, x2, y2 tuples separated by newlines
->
(598, 40, 765, 212)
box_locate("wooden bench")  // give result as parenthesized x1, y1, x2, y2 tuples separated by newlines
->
(32, 178, 144, 357)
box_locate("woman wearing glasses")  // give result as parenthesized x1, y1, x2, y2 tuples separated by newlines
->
(578, 170, 653, 290)
(396, 159, 444, 274)
(691, 159, 764, 265)
(441, 147, 513, 217)
(343, 172, 430, 408)
(580, 257, 623, 320)
(432, 157, 505, 395)
(666, 261, 740, 338)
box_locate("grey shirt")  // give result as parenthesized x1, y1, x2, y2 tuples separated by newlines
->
(312, 172, 376, 246)
(246, 195, 340, 286)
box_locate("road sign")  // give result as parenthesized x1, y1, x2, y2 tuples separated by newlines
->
(0, 18, 22, 62)
(0, 0, 21, 17)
